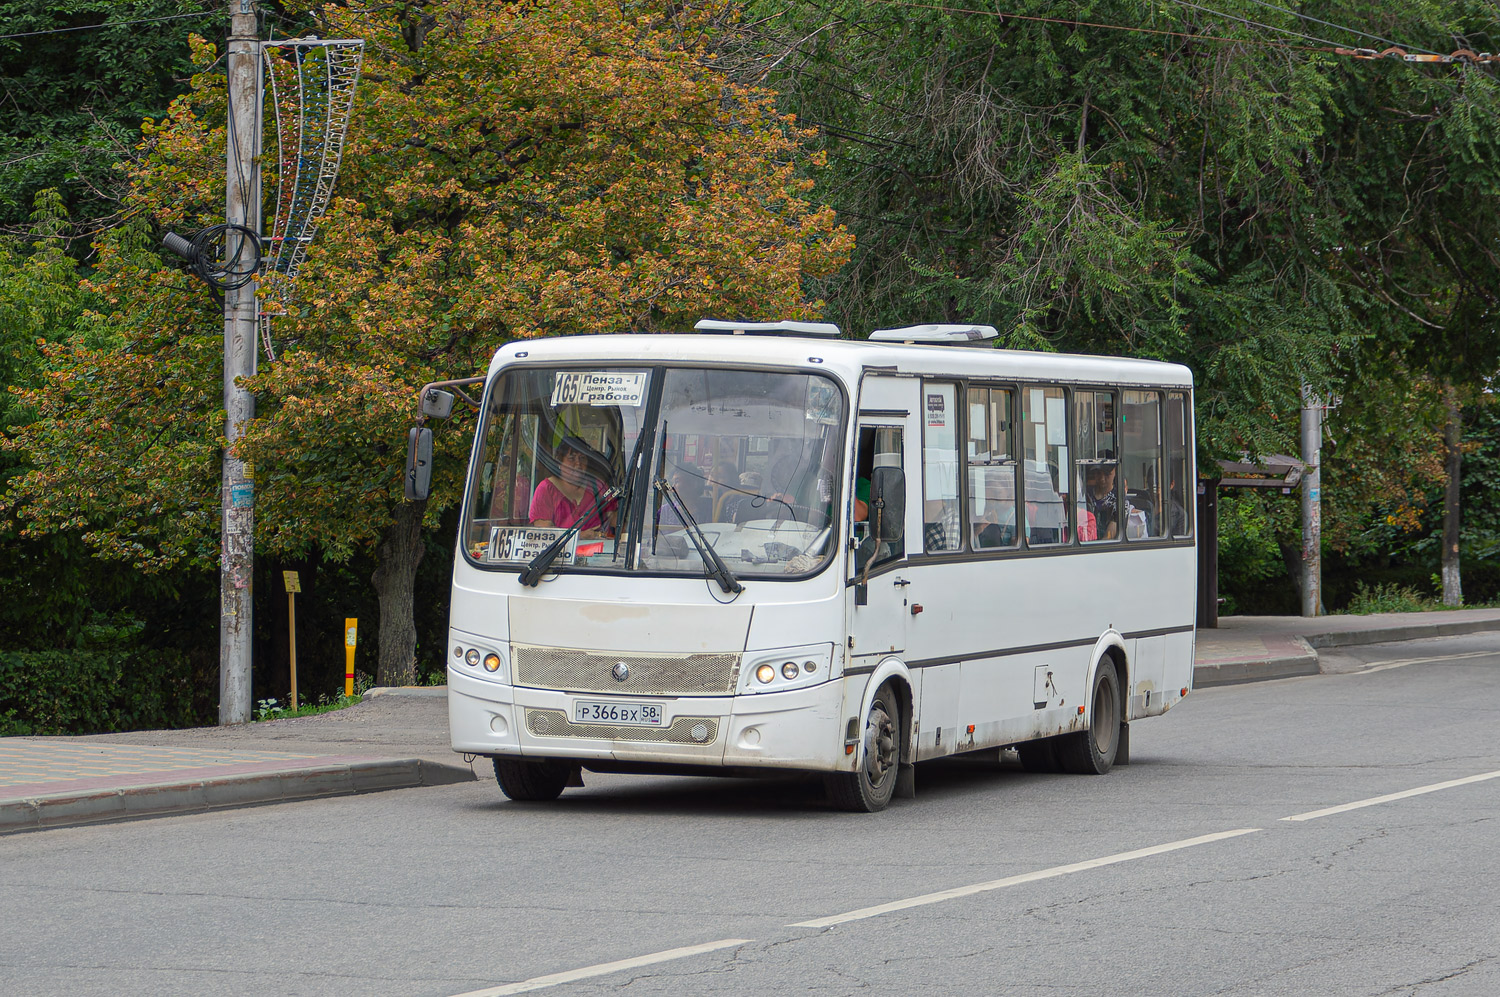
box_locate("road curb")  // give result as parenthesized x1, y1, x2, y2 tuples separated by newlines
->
(0, 757, 475, 835)
(1304, 617, 1500, 650)
(1194, 653, 1321, 687)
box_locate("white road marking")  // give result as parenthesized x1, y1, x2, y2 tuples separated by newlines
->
(1354, 649, 1498, 674)
(1280, 768, 1500, 822)
(449, 938, 752, 997)
(788, 828, 1261, 929)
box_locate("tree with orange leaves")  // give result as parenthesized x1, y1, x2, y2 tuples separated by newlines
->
(5, 0, 850, 687)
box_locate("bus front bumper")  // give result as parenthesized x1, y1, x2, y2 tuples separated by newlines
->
(448, 667, 849, 772)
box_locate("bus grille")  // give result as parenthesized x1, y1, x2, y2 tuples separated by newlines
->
(525, 709, 720, 745)
(511, 644, 740, 696)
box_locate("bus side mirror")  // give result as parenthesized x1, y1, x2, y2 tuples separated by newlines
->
(421, 389, 456, 419)
(405, 427, 433, 501)
(868, 465, 905, 542)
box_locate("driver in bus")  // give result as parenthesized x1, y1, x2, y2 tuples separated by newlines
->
(530, 437, 615, 537)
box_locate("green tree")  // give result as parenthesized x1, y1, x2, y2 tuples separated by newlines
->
(0, 0, 214, 244)
(6, 0, 851, 690)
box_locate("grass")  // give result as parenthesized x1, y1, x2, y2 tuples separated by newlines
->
(1339, 581, 1449, 615)
(254, 674, 373, 721)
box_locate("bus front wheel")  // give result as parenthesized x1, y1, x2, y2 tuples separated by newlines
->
(825, 682, 901, 812)
(493, 756, 570, 802)
(1058, 664, 1121, 775)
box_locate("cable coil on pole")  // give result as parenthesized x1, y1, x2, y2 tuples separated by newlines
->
(161, 223, 263, 293)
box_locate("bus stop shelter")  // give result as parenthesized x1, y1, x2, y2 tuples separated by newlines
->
(1198, 454, 1304, 627)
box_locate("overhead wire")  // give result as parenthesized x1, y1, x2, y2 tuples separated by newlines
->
(0, 9, 217, 42)
(1235, 0, 1443, 55)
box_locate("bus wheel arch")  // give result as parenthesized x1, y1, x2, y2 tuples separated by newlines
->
(827, 665, 910, 812)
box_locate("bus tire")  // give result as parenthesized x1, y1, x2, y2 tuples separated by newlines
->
(493, 756, 570, 801)
(825, 682, 900, 812)
(1058, 664, 1121, 775)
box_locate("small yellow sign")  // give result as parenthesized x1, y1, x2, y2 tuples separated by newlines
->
(283, 570, 301, 594)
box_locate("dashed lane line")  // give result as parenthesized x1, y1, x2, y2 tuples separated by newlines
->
(1280, 768, 1500, 822)
(445, 764, 1500, 994)
(788, 827, 1261, 928)
(449, 939, 752, 997)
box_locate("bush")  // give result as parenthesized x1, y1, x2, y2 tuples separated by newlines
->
(1340, 581, 1435, 615)
(0, 615, 209, 735)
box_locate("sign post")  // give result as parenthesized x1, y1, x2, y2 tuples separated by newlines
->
(283, 571, 301, 709)
(344, 618, 358, 697)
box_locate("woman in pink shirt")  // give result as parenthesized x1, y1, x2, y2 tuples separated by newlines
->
(530, 439, 615, 537)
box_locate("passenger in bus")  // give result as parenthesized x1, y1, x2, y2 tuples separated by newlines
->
(530, 438, 615, 536)
(1084, 461, 1120, 539)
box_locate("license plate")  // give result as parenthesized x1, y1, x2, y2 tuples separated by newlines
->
(573, 700, 665, 727)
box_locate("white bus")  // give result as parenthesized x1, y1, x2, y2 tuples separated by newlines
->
(411, 321, 1196, 811)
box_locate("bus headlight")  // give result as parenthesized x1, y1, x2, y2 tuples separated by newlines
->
(483, 653, 502, 672)
(743, 644, 835, 693)
(465, 648, 481, 667)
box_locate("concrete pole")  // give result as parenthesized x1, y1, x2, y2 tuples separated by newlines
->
(1299, 385, 1322, 618)
(220, 0, 260, 724)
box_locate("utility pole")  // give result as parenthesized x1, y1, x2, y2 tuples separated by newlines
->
(221, 0, 260, 724)
(1299, 385, 1322, 618)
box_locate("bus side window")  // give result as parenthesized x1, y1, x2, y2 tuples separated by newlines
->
(1021, 386, 1069, 546)
(967, 386, 1017, 550)
(1166, 392, 1193, 538)
(922, 382, 961, 553)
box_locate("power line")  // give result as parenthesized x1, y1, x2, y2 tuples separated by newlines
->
(861, 0, 1328, 54)
(0, 9, 216, 42)
(1168, 0, 1350, 50)
(1236, 0, 1442, 56)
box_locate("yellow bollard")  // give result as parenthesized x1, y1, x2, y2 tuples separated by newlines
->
(344, 618, 358, 697)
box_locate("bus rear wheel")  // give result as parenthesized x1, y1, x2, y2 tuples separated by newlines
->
(493, 756, 571, 801)
(1058, 663, 1121, 775)
(825, 682, 900, 812)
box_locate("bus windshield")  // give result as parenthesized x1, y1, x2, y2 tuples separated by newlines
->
(463, 364, 845, 580)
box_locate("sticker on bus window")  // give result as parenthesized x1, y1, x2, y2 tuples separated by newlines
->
(485, 526, 576, 564)
(549, 372, 647, 408)
(806, 380, 840, 424)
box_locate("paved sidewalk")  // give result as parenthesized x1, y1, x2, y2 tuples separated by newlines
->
(5, 608, 1499, 833)
(1, 695, 474, 834)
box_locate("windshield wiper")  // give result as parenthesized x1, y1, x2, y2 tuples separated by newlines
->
(657, 476, 743, 595)
(518, 483, 620, 587)
(611, 425, 653, 565)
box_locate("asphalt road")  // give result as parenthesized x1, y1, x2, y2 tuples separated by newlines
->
(3, 633, 1497, 997)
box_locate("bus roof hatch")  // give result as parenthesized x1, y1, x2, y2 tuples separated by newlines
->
(693, 318, 842, 338)
(868, 324, 999, 346)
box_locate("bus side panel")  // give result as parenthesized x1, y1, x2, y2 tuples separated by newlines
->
(914, 663, 960, 760)
(1130, 635, 1167, 719)
(1160, 629, 1196, 711)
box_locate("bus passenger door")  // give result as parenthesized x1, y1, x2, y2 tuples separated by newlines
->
(848, 405, 916, 667)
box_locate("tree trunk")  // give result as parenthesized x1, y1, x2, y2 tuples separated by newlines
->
(371, 499, 427, 686)
(1441, 384, 1462, 607)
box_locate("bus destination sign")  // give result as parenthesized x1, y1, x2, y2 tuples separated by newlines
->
(550, 371, 647, 407)
(486, 526, 576, 564)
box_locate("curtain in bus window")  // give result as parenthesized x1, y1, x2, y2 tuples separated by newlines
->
(967, 386, 1017, 549)
(922, 382, 962, 552)
(1122, 390, 1164, 539)
(1073, 389, 1118, 543)
(1166, 392, 1193, 538)
(1021, 386, 1069, 545)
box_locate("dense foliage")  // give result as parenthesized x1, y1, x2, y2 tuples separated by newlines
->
(3, 0, 1499, 731)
